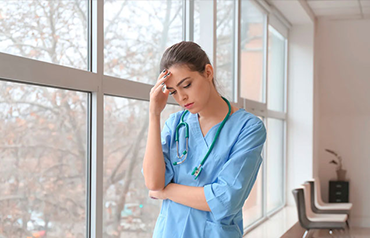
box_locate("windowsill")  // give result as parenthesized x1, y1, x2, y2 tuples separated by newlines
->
(244, 206, 298, 238)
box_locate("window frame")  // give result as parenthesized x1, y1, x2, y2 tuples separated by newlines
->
(0, 0, 291, 236)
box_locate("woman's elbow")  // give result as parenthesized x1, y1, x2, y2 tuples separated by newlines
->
(145, 180, 165, 191)
(142, 166, 166, 190)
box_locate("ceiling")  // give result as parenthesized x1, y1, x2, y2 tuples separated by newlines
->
(306, 0, 370, 20)
(267, 0, 370, 24)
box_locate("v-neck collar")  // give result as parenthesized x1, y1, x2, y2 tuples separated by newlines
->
(190, 108, 243, 149)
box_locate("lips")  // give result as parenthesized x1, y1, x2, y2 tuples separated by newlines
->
(184, 102, 194, 109)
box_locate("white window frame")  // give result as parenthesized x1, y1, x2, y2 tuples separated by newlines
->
(0, 0, 291, 236)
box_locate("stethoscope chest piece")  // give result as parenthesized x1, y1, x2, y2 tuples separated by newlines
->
(192, 165, 203, 180)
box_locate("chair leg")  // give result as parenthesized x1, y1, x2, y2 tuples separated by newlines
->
(346, 219, 351, 229)
(303, 230, 311, 238)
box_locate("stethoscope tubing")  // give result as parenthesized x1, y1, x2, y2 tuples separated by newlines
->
(173, 97, 231, 179)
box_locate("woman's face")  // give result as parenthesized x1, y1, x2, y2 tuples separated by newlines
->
(165, 64, 214, 113)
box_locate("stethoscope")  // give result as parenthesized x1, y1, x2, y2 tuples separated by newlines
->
(173, 96, 231, 179)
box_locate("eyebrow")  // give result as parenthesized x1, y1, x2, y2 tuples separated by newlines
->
(166, 77, 191, 90)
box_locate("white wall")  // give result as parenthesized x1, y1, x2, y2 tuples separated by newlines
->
(316, 19, 370, 227)
(286, 24, 314, 206)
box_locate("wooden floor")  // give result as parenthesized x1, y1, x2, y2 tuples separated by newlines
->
(243, 206, 370, 238)
(281, 222, 370, 238)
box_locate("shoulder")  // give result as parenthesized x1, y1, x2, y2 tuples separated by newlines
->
(227, 110, 266, 153)
(231, 109, 266, 143)
(233, 108, 265, 129)
(163, 110, 187, 129)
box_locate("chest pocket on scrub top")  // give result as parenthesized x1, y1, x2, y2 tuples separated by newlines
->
(203, 220, 242, 238)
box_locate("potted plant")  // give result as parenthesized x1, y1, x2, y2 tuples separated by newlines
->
(325, 149, 346, 181)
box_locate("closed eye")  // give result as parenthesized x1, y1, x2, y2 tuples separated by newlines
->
(183, 83, 191, 88)
(169, 83, 191, 96)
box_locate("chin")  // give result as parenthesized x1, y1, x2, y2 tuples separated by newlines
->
(187, 109, 197, 114)
(183, 106, 196, 114)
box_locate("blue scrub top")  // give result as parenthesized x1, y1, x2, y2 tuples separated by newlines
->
(152, 108, 266, 238)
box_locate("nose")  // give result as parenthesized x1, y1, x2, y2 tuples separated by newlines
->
(178, 90, 188, 102)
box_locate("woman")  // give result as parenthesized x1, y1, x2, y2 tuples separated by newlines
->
(142, 41, 266, 238)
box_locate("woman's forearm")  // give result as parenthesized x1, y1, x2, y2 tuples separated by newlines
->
(164, 183, 211, 212)
(143, 114, 165, 191)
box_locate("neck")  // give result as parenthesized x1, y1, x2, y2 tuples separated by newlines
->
(198, 90, 229, 121)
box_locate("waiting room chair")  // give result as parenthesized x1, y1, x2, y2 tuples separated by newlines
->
(311, 177, 352, 211)
(292, 184, 347, 238)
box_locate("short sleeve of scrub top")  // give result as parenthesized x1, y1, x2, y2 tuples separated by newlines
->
(203, 120, 266, 221)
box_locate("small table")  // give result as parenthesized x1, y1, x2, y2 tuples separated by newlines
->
(329, 180, 349, 203)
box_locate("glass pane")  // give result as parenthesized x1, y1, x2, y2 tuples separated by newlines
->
(193, 1, 201, 44)
(266, 118, 284, 213)
(193, 0, 211, 49)
(104, 0, 183, 83)
(0, 80, 88, 237)
(0, 1, 88, 70)
(240, 1, 265, 102)
(242, 165, 263, 228)
(267, 26, 286, 112)
(216, 0, 235, 102)
(103, 97, 180, 238)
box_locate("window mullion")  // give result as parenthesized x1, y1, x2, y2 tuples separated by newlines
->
(185, 0, 194, 41)
(90, 0, 104, 237)
(235, 0, 242, 107)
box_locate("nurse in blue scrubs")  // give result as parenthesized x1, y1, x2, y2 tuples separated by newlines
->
(142, 41, 266, 238)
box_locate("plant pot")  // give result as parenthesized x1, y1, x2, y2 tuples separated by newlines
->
(336, 169, 347, 181)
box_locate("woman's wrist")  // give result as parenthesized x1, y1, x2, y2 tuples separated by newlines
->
(163, 183, 173, 200)
(149, 112, 161, 121)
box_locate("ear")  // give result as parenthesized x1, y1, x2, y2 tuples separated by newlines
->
(204, 64, 214, 83)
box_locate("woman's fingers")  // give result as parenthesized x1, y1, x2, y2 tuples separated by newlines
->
(156, 71, 171, 87)
(159, 69, 167, 78)
(152, 80, 169, 96)
(149, 71, 171, 115)
(151, 72, 171, 93)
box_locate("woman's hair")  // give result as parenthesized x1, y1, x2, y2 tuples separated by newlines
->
(160, 41, 216, 88)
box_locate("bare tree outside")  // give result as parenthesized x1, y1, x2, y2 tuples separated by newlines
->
(0, 1, 89, 237)
(0, 81, 88, 238)
(193, 0, 235, 102)
(0, 0, 241, 237)
(103, 97, 179, 238)
(104, 0, 183, 84)
(216, 0, 235, 101)
(103, 0, 183, 237)
(0, 0, 88, 70)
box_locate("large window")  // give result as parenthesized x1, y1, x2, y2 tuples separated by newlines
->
(104, 0, 183, 83)
(216, 0, 236, 101)
(194, 0, 236, 101)
(0, 80, 88, 237)
(0, 0, 88, 70)
(240, 0, 266, 102)
(266, 118, 285, 213)
(103, 97, 180, 238)
(241, 1, 287, 232)
(243, 166, 263, 226)
(267, 26, 286, 112)
(0, 0, 288, 237)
